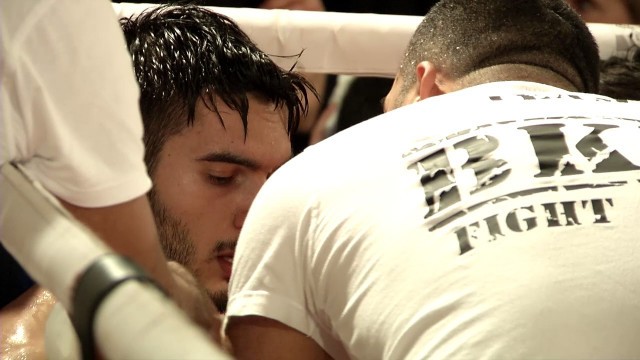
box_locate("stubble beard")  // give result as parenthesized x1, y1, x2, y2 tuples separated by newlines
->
(208, 289, 228, 314)
(148, 189, 229, 313)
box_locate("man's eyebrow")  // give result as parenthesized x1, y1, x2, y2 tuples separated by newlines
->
(196, 151, 258, 169)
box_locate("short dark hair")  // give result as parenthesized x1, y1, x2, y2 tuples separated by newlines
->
(120, 5, 314, 173)
(599, 56, 640, 100)
(398, 0, 600, 95)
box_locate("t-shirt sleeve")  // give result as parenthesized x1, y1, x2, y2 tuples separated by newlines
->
(11, 0, 151, 207)
(225, 157, 327, 345)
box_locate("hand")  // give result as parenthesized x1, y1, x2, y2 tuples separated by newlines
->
(260, 0, 325, 11)
(167, 261, 223, 344)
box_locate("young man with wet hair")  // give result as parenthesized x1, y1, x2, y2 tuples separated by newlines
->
(120, 4, 313, 313)
(225, 0, 640, 358)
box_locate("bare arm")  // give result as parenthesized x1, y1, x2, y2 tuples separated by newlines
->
(227, 316, 332, 360)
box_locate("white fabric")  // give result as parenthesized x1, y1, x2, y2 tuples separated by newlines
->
(0, 163, 109, 308)
(114, 3, 640, 76)
(46, 303, 81, 360)
(227, 81, 640, 359)
(94, 281, 232, 360)
(1, 0, 151, 208)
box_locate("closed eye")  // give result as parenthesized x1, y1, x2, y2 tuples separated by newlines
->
(208, 174, 234, 186)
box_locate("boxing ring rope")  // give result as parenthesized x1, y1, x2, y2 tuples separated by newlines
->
(1, 4, 639, 360)
(113, 3, 640, 76)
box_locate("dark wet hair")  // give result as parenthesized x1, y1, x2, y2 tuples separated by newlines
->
(120, 5, 314, 173)
(398, 0, 600, 97)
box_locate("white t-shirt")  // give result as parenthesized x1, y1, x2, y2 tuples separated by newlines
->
(227, 81, 640, 359)
(1, 0, 151, 208)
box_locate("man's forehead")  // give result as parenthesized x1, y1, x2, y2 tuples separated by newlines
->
(196, 94, 288, 128)
(186, 98, 291, 158)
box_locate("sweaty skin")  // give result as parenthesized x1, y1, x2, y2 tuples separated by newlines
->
(150, 94, 292, 313)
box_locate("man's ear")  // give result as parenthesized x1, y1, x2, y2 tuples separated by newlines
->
(416, 61, 445, 100)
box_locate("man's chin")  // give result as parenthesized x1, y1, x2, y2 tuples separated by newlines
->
(207, 289, 228, 314)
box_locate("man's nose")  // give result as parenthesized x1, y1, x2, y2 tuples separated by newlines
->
(233, 175, 268, 229)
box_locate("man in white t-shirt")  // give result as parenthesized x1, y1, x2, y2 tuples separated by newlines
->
(225, 0, 640, 358)
(1, 0, 220, 357)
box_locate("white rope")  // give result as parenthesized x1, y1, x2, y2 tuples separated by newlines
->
(113, 3, 640, 76)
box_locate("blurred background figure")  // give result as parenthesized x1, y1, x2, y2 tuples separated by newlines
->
(599, 55, 640, 100)
(564, 0, 640, 24)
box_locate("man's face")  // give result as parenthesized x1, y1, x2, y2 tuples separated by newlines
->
(150, 95, 291, 313)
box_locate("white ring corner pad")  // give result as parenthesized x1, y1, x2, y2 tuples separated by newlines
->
(0, 163, 230, 360)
